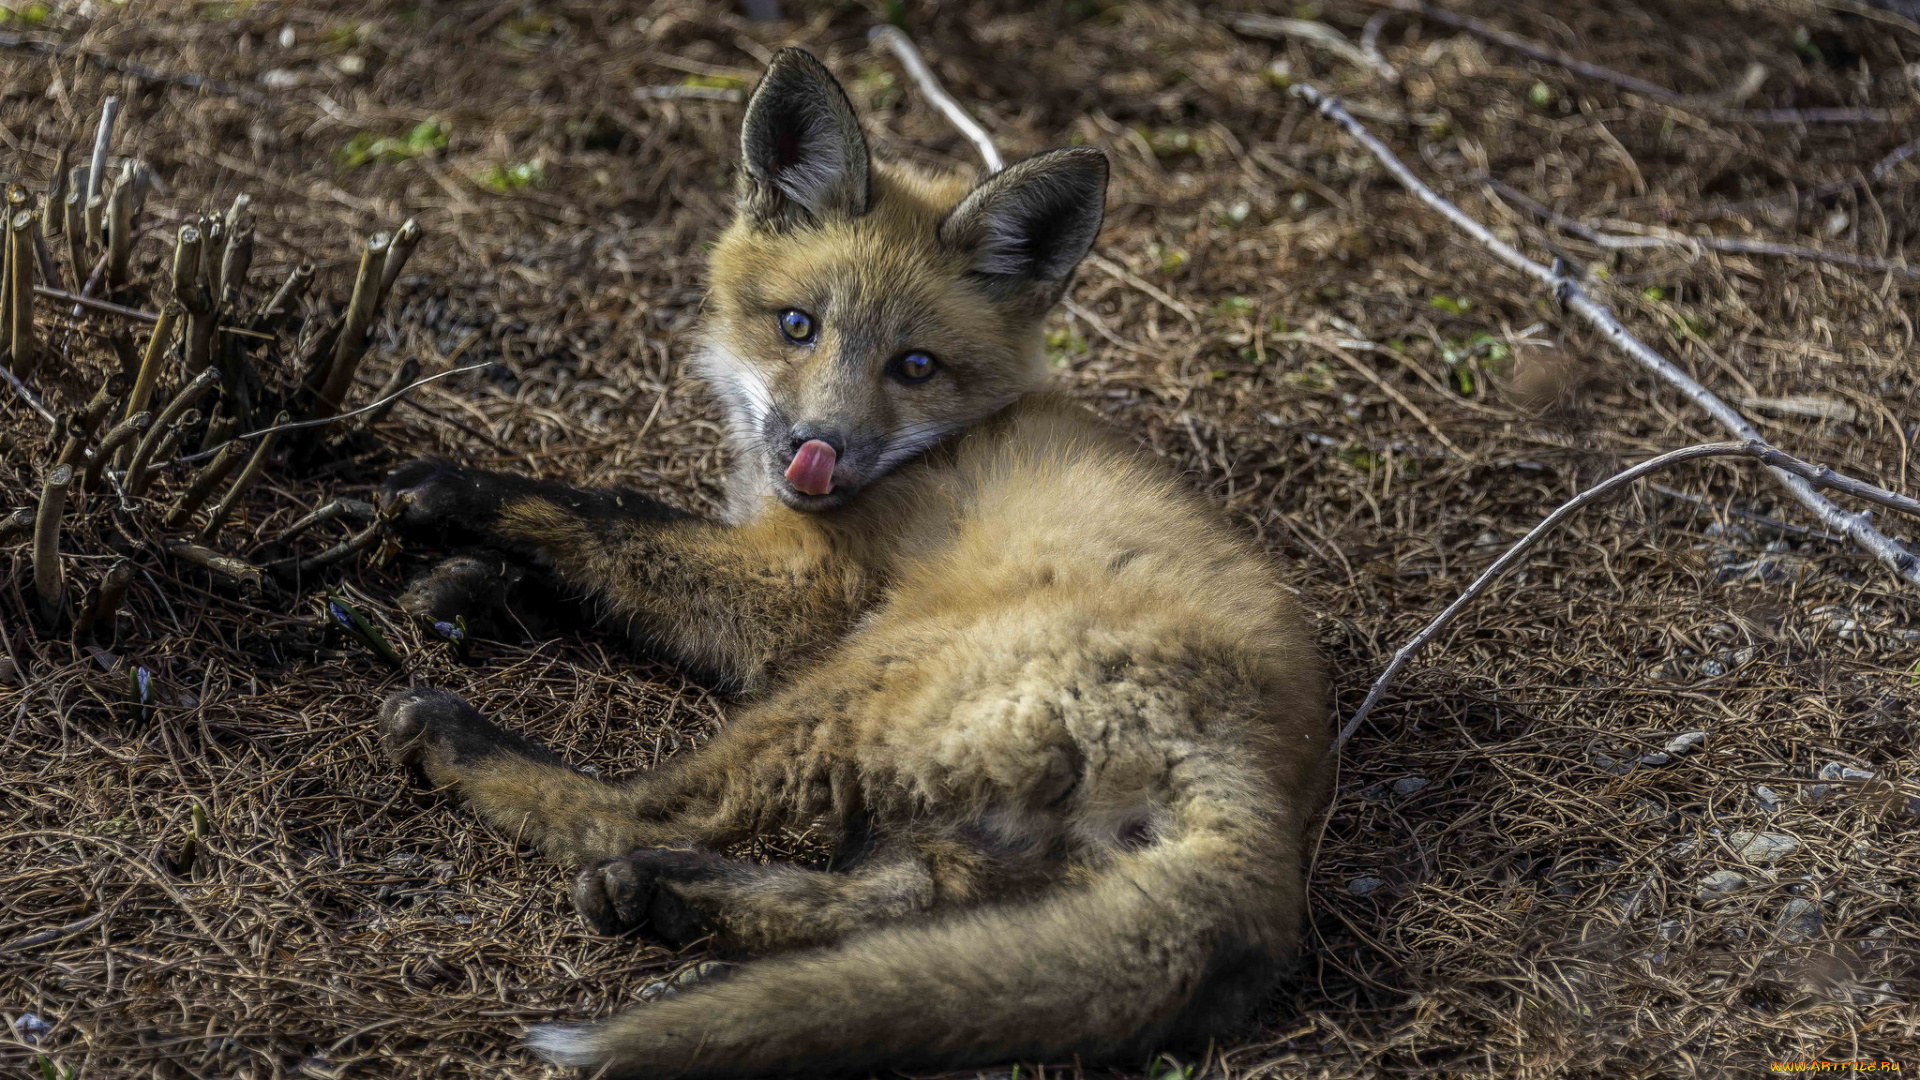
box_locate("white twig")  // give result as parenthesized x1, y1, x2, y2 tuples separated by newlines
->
(163, 360, 496, 469)
(869, 25, 1004, 173)
(1341, 439, 1920, 744)
(0, 355, 57, 426)
(634, 85, 744, 103)
(1230, 13, 1399, 82)
(86, 97, 120, 206)
(1292, 82, 1920, 592)
(1481, 175, 1919, 279)
(1389, 1, 1902, 124)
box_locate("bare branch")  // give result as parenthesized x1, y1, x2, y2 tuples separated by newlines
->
(1292, 83, 1920, 591)
(1342, 439, 1920, 744)
(1229, 14, 1399, 81)
(869, 26, 1004, 173)
(1386, 1, 1904, 124)
(86, 97, 119, 208)
(1481, 175, 1919, 279)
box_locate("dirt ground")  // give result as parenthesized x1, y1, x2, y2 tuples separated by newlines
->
(2, 1, 1917, 1077)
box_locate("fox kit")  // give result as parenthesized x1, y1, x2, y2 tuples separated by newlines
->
(377, 48, 1329, 1078)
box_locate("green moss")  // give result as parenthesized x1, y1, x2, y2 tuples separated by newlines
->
(336, 118, 448, 168)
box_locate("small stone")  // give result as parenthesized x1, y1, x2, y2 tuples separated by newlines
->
(1637, 752, 1671, 766)
(1808, 761, 1874, 802)
(1666, 726, 1712, 753)
(0, 655, 17, 685)
(13, 1013, 52, 1044)
(260, 68, 303, 88)
(1818, 761, 1874, 783)
(1777, 898, 1823, 943)
(1697, 870, 1747, 898)
(1754, 785, 1782, 813)
(1728, 831, 1799, 863)
(1390, 775, 1429, 797)
(1658, 918, 1685, 940)
(1347, 876, 1386, 897)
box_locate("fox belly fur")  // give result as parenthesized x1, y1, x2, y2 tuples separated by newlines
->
(376, 47, 1329, 1078)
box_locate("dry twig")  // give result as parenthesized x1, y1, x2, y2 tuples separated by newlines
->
(1342, 439, 1920, 743)
(869, 26, 1005, 173)
(1480, 176, 1919, 279)
(1293, 82, 1920, 590)
(1381, 1, 1905, 124)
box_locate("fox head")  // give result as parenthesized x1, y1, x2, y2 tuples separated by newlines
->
(696, 48, 1108, 514)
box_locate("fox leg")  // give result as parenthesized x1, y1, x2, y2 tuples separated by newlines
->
(384, 458, 869, 689)
(378, 685, 861, 867)
(572, 831, 1015, 952)
(379, 688, 695, 863)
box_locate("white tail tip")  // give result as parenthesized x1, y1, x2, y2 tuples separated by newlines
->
(524, 1022, 604, 1067)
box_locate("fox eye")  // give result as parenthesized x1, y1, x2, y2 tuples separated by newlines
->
(778, 308, 817, 344)
(889, 351, 938, 384)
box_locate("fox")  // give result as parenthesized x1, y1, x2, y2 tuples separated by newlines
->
(374, 47, 1331, 1078)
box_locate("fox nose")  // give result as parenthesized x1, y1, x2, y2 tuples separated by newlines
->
(788, 428, 844, 458)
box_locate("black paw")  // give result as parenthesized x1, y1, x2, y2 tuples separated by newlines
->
(399, 553, 527, 638)
(572, 847, 724, 946)
(378, 687, 563, 774)
(383, 458, 516, 545)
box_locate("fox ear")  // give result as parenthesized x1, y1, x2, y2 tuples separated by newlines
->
(940, 148, 1108, 301)
(739, 49, 871, 226)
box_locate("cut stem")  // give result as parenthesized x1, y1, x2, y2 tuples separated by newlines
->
(73, 558, 132, 640)
(41, 144, 68, 238)
(83, 411, 151, 492)
(164, 440, 243, 529)
(9, 208, 37, 376)
(125, 304, 181, 419)
(198, 411, 287, 543)
(63, 190, 84, 289)
(172, 224, 206, 314)
(104, 174, 134, 293)
(256, 262, 313, 332)
(32, 464, 73, 626)
(218, 219, 254, 309)
(165, 540, 266, 596)
(125, 367, 219, 496)
(313, 232, 391, 417)
(85, 97, 119, 207)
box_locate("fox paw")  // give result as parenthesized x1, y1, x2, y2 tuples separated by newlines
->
(572, 847, 723, 946)
(378, 687, 562, 778)
(399, 553, 526, 638)
(383, 458, 523, 544)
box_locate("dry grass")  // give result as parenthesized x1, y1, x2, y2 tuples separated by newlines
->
(2, 1, 1918, 1078)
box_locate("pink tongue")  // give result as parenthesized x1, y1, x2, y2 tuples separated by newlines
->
(784, 439, 837, 496)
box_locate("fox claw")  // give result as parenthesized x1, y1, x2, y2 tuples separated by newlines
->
(572, 847, 723, 946)
(377, 687, 562, 777)
(399, 553, 527, 638)
(383, 457, 500, 541)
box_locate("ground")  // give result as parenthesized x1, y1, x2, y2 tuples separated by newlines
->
(1, 1, 1917, 1078)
